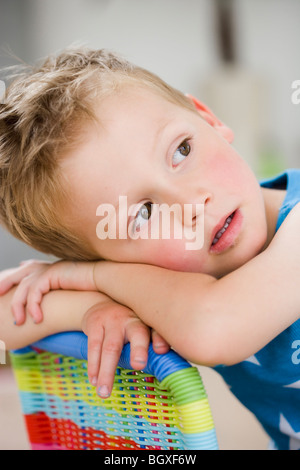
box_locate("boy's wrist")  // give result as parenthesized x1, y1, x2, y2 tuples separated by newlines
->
(80, 295, 113, 332)
(92, 260, 111, 292)
(92, 261, 100, 291)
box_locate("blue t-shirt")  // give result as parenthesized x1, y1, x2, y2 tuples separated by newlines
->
(214, 169, 300, 450)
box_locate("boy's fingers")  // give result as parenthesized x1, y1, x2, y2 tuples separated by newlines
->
(11, 301, 26, 326)
(11, 280, 30, 325)
(26, 272, 54, 324)
(0, 262, 48, 295)
(151, 329, 170, 354)
(0, 270, 16, 295)
(126, 319, 150, 370)
(26, 286, 46, 324)
(19, 259, 38, 266)
(19, 259, 50, 266)
(97, 332, 124, 399)
(87, 330, 103, 387)
(0, 267, 28, 295)
(12, 275, 44, 325)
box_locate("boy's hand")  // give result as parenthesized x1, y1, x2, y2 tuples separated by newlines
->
(0, 259, 52, 325)
(82, 300, 169, 398)
(2, 259, 170, 397)
(5, 260, 95, 326)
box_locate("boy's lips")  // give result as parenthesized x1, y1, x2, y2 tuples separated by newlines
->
(209, 209, 243, 254)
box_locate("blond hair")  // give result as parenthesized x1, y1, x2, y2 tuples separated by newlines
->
(0, 47, 196, 261)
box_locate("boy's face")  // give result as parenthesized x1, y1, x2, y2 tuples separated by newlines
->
(62, 86, 267, 278)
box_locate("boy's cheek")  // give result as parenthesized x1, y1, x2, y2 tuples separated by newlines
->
(207, 154, 248, 194)
(143, 239, 205, 273)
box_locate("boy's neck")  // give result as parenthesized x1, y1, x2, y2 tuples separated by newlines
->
(261, 187, 286, 250)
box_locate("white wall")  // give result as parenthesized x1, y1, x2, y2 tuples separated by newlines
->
(236, 0, 300, 168)
(19, 0, 217, 94)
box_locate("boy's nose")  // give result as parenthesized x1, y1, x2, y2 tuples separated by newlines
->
(163, 185, 212, 227)
(182, 201, 205, 228)
(174, 184, 212, 207)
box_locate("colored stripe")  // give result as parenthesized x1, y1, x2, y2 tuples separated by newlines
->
(177, 399, 215, 433)
(13, 369, 182, 427)
(24, 413, 142, 450)
(19, 389, 215, 435)
(18, 391, 185, 448)
(161, 367, 207, 405)
(181, 429, 218, 450)
(24, 412, 217, 450)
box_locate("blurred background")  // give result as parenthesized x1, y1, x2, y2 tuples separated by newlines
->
(1, 0, 300, 270)
(0, 0, 299, 450)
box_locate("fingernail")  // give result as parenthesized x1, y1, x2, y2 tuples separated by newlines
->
(135, 358, 146, 365)
(97, 385, 110, 398)
(90, 376, 97, 386)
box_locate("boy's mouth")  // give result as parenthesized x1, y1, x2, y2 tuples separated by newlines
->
(210, 209, 243, 254)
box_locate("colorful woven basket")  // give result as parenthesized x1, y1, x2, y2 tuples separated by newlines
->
(10, 332, 218, 450)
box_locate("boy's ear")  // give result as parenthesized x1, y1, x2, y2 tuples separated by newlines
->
(186, 94, 234, 144)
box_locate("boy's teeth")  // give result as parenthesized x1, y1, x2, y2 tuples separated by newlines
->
(212, 213, 234, 245)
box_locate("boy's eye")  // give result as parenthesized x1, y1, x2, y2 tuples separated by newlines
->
(133, 202, 153, 232)
(172, 139, 191, 166)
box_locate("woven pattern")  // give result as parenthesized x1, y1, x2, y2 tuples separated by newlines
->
(10, 348, 218, 450)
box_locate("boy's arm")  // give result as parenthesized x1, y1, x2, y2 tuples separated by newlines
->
(1, 287, 107, 350)
(8, 204, 300, 366)
(93, 204, 300, 366)
(1, 279, 169, 398)
(94, 250, 295, 366)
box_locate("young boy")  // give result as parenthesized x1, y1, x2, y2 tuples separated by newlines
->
(1, 47, 300, 450)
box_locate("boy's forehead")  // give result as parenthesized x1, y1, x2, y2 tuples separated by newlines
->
(63, 87, 191, 185)
(62, 85, 200, 178)
(90, 86, 197, 148)
(93, 85, 190, 125)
